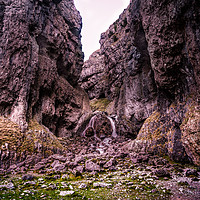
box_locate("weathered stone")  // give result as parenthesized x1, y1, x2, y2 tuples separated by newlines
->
(82, 112, 116, 139)
(51, 160, 65, 172)
(186, 169, 198, 177)
(24, 181, 36, 186)
(34, 163, 45, 171)
(155, 169, 170, 178)
(103, 158, 117, 169)
(78, 183, 87, 189)
(93, 182, 112, 188)
(75, 166, 84, 174)
(0, 0, 89, 137)
(49, 154, 67, 162)
(22, 174, 35, 181)
(0, 182, 14, 190)
(79, 50, 106, 99)
(85, 160, 100, 172)
(79, 0, 200, 165)
(59, 191, 75, 196)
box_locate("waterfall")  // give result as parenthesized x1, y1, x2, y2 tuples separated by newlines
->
(106, 116, 117, 138)
(82, 115, 97, 137)
(82, 113, 118, 138)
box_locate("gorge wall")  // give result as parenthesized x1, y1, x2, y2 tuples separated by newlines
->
(0, 0, 90, 137)
(80, 0, 200, 165)
(0, 0, 199, 167)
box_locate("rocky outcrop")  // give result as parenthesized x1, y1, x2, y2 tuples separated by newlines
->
(79, 50, 106, 99)
(80, 3, 158, 136)
(80, 0, 200, 164)
(0, 116, 65, 169)
(0, 0, 90, 136)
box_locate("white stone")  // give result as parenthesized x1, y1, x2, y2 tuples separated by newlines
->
(59, 191, 75, 196)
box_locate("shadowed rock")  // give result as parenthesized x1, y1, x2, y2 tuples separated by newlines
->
(0, 0, 90, 136)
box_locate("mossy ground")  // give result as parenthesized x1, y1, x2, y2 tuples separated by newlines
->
(0, 169, 171, 200)
(0, 117, 65, 167)
(0, 117, 23, 151)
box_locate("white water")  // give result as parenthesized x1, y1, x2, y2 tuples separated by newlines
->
(82, 114, 118, 138)
(107, 116, 118, 138)
(82, 115, 97, 137)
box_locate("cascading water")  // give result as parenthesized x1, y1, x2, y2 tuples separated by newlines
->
(82, 112, 117, 139)
(106, 116, 117, 138)
(82, 115, 97, 137)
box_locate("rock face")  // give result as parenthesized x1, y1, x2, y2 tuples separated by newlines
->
(79, 50, 106, 99)
(80, 0, 200, 164)
(0, 0, 89, 136)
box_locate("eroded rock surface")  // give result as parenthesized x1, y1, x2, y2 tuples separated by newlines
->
(79, 0, 200, 164)
(79, 50, 106, 99)
(0, 0, 89, 136)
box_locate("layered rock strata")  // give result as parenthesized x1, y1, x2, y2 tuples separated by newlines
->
(80, 0, 200, 164)
(0, 0, 90, 136)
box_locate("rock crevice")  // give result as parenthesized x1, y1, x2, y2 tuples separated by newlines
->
(79, 0, 200, 164)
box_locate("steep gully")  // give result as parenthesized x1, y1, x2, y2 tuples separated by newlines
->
(0, 0, 199, 199)
(0, 0, 199, 174)
(79, 0, 200, 166)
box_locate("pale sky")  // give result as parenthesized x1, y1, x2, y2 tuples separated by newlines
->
(74, 0, 130, 60)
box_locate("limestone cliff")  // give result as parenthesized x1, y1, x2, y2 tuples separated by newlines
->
(80, 0, 200, 164)
(0, 0, 90, 137)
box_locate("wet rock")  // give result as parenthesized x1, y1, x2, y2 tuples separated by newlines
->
(85, 127, 95, 137)
(82, 113, 114, 139)
(79, 0, 200, 165)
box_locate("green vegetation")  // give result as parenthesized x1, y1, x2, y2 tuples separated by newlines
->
(90, 98, 111, 112)
(114, 23, 117, 32)
(0, 117, 64, 159)
(0, 170, 171, 200)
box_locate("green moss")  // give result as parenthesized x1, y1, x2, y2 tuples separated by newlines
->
(114, 23, 117, 32)
(90, 98, 111, 112)
(0, 117, 64, 161)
